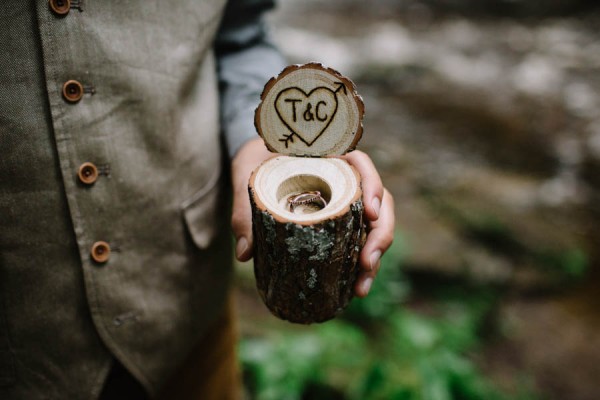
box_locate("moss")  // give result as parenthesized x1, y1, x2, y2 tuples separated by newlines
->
(284, 224, 335, 262)
(261, 212, 277, 244)
(308, 268, 318, 289)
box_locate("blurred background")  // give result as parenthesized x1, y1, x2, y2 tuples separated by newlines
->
(234, 1, 600, 399)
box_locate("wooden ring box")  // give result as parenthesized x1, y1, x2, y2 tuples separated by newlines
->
(249, 63, 366, 324)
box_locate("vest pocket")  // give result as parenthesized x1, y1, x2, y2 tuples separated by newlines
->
(181, 169, 223, 250)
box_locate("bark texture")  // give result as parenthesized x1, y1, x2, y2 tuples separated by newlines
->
(250, 189, 366, 324)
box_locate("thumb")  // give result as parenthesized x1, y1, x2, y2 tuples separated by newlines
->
(231, 189, 253, 261)
(230, 138, 273, 261)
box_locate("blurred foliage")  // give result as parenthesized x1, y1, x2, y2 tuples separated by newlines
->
(424, 193, 589, 281)
(240, 231, 538, 400)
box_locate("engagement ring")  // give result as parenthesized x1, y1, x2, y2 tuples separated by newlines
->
(287, 191, 328, 213)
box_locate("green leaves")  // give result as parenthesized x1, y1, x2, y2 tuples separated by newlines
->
(240, 231, 537, 400)
(240, 322, 367, 400)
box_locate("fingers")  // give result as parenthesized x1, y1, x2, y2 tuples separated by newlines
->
(355, 188, 395, 298)
(342, 150, 384, 222)
(231, 142, 395, 295)
(231, 194, 253, 261)
(230, 138, 274, 261)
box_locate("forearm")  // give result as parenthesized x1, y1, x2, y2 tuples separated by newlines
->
(215, 0, 287, 158)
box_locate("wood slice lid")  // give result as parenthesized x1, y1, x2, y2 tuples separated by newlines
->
(255, 63, 364, 157)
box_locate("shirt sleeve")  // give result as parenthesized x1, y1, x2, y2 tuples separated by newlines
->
(214, 0, 287, 159)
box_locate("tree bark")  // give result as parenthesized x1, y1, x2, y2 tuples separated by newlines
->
(249, 190, 366, 324)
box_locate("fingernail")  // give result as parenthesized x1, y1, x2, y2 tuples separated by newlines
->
(372, 197, 381, 218)
(236, 237, 248, 259)
(361, 277, 373, 296)
(369, 250, 381, 271)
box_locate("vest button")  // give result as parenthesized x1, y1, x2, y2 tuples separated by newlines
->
(78, 162, 98, 185)
(91, 241, 111, 263)
(62, 80, 84, 103)
(49, 0, 71, 16)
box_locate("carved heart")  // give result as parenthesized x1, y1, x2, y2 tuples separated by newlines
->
(275, 86, 339, 147)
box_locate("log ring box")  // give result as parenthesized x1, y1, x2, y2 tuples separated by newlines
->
(249, 63, 366, 324)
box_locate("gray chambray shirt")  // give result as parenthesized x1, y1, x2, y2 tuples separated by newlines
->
(0, 0, 285, 398)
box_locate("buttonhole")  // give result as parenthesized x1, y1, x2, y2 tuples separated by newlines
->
(83, 85, 95, 96)
(72, 0, 84, 11)
(110, 242, 121, 252)
(98, 164, 111, 177)
(113, 311, 140, 327)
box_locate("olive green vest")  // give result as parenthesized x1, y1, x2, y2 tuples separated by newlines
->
(0, 0, 231, 398)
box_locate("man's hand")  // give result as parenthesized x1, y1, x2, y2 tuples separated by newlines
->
(230, 138, 274, 262)
(341, 150, 395, 297)
(230, 138, 395, 297)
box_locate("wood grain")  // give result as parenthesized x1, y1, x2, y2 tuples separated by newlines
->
(255, 63, 364, 157)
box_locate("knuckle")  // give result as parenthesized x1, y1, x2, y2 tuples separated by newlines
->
(352, 150, 368, 161)
(382, 233, 394, 251)
(368, 229, 393, 250)
(348, 149, 369, 166)
(230, 212, 247, 231)
(385, 189, 394, 202)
